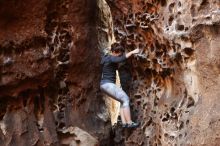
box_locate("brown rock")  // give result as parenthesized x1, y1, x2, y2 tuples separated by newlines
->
(107, 0, 220, 145)
(60, 126, 99, 146)
(1, 0, 219, 145)
(0, 0, 112, 145)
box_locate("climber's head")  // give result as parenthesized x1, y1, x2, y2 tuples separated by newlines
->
(111, 43, 124, 56)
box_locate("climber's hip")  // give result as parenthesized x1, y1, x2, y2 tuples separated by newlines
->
(100, 82, 130, 108)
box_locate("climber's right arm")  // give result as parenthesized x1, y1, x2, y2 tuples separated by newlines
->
(110, 48, 140, 63)
(125, 48, 140, 58)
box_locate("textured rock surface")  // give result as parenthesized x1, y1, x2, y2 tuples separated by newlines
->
(107, 0, 220, 145)
(59, 126, 99, 146)
(0, 0, 112, 145)
(1, 0, 220, 146)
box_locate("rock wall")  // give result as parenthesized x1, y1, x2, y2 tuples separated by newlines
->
(107, 0, 220, 145)
(0, 0, 112, 146)
(1, 0, 220, 146)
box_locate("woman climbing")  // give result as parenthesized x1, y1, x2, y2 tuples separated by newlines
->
(100, 43, 139, 128)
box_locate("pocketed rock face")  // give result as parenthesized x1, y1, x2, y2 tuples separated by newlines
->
(0, 0, 112, 146)
(107, 0, 220, 145)
(1, 0, 220, 145)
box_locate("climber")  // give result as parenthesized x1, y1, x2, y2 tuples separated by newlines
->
(100, 43, 139, 128)
(112, 42, 132, 94)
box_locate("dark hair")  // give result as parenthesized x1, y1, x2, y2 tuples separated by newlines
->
(111, 43, 124, 52)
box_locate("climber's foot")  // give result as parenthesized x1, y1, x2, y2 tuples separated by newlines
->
(126, 122, 139, 128)
(122, 123, 128, 128)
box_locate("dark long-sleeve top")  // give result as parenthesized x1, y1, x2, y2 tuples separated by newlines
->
(118, 61, 132, 93)
(100, 54, 126, 85)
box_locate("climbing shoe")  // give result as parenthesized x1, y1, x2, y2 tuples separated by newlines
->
(122, 123, 128, 128)
(126, 122, 139, 128)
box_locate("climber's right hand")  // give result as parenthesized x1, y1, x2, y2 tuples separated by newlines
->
(126, 48, 140, 58)
(132, 48, 140, 54)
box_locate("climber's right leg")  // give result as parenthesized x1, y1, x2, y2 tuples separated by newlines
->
(100, 82, 127, 125)
(100, 83, 139, 128)
(120, 108, 126, 125)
